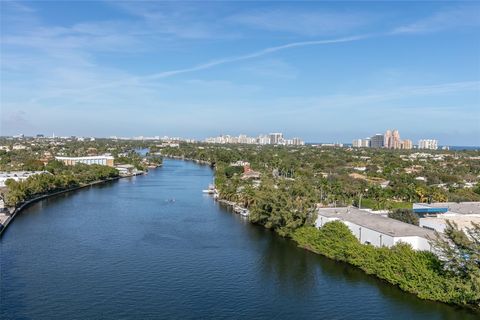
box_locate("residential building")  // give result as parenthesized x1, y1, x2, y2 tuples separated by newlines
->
(316, 207, 434, 251)
(384, 129, 402, 149)
(269, 133, 283, 145)
(55, 155, 114, 167)
(205, 133, 301, 146)
(401, 139, 413, 150)
(418, 139, 438, 150)
(257, 135, 271, 145)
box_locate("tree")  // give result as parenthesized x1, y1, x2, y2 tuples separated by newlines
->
(388, 208, 419, 225)
(431, 221, 480, 279)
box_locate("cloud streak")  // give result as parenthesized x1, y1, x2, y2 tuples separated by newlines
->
(393, 5, 480, 34)
(144, 34, 373, 80)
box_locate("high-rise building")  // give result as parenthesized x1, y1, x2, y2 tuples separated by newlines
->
(257, 135, 271, 145)
(352, 139, 362, 147)
(370, 134, 384, 148)
(361, 138, 371, 148)
(401, 139, 413, 149)
(418, 139, 438, 150)
(384, 129, 401, 149)
(292, 137, 305, 146)
(269, 133, 283, 145)
(392, 130, 401, 149)
(384, 130, 392, 148)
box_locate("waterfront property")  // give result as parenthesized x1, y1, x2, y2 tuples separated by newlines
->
(0, 171, 51, 187)
(316, 207, 435, 251)
(3, 159, 475, 319)
(414, 202, 480, 232)
(55, 155, 114, 167)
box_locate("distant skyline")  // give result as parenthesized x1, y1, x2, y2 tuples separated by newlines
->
(1, 1, 479, 145)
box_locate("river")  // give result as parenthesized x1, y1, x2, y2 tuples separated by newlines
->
(0, 159, 476, 319)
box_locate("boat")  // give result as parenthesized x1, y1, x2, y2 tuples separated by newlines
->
(202, 184, 216, 194)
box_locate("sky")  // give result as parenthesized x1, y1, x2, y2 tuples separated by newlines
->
(0, 1, 479, 145)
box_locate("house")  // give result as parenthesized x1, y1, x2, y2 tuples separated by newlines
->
(241, 164, 261, 180)
(316, 207, 434, 251)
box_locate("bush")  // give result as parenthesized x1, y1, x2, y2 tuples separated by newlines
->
(292, 222, 480, 310)
(388, 208, 419, 225)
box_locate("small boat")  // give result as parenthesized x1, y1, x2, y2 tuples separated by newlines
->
(239, 209, 249, 217)
(202, 184, 216, 194)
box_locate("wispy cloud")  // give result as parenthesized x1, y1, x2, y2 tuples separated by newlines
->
(393, 5, 480, 34)
(23, 33, 372, 104)
(228, 8, 374, 36)
(271, 81, 480, 113)
(145, 34, 372, 80)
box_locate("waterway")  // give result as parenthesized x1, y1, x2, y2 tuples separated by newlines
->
(0, 159, 477, 319)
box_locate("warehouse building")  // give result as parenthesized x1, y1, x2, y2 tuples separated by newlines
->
(316, 207, 435, 251)
(414, 202, 480, 233)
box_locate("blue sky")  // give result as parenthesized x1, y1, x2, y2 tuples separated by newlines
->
(1, 1, 479, 145)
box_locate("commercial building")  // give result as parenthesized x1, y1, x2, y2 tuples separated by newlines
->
(316, 207, 434, 251)
(55, 155, 114, 167)
(414, 202, 480, 233)
(418, 139, 438, 150)
(0, 171, 51, 187)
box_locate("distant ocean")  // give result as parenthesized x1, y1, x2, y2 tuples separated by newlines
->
(449, 146, 480, 151)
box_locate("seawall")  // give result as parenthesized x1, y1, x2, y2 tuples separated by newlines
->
(0, 176, 123, 237)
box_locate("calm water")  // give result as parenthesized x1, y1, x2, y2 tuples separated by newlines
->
(1, 159, 477, 320)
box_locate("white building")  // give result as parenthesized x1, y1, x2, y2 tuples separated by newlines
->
(0, 171, 51, 187)
(269, 133, 283, 145)
(418, 139, 438, 150)
(316, 207, 434, 251)
(55, 155, 114, 166)
(414, 202, 480, 233)
(257, 135, 271, 145)
(352, 139, 362, 147)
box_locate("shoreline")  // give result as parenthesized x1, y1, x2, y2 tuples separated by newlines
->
(0, 174, 139, 237)
(172, 157, 480, 312)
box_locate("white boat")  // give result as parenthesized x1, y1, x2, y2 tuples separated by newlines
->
(239, 209, 250, 217)
(202, 184, 216, 194)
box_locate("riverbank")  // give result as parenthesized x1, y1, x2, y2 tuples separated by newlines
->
(162, 154, 212, 166)
(176, 157, 480, 312)
(0, 173, 142, 237)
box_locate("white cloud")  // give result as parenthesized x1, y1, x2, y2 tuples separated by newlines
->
(393, 6, 480, 34)
(228, 9, 374, 36)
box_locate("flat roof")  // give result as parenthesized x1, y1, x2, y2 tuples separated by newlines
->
(414, 202, 480, 215)
(55, 156, 114, 160)
(317, 207, 436, 238)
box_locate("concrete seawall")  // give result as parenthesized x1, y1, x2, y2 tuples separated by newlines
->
(0, 176, 124, 237)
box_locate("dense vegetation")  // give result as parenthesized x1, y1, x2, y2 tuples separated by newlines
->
(162, 143, 480, 211)
(2, 161, 119, 207)
(293, 221, 480, 309)
(161, 143, 480, 310)
(388, 208, 420, 225)
(2, 138, 480, 309)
